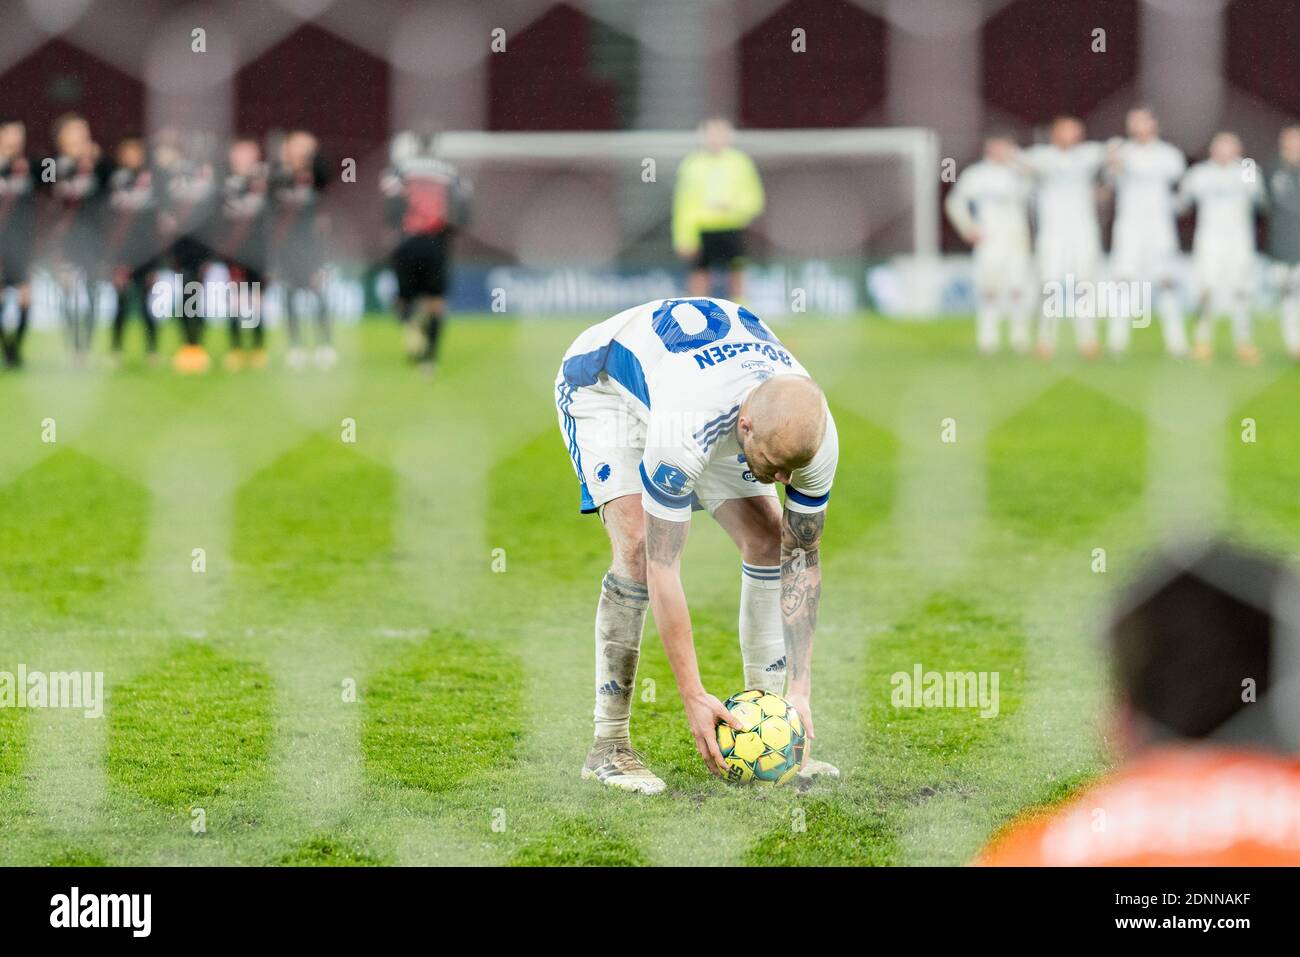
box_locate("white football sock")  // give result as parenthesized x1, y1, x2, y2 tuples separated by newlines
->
(1037, 303, 1059, 354)
(1230, 297, 1253, 347)
(1159, 288, 1188, 357)
(1107, 309, 1132, 354)
(975, 299, 1000, 355)
(593, 571, 648, 741)
(1072, 296, 1098, 354)
(1193, 305, 1214, 346)
(740, 563, 785, 694)
(1005, 291, 1031, 354)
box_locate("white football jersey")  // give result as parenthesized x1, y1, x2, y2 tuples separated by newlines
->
(944, 161, 1031, 250)
(1112, 139, 1186, 226)
(1178, 160, 1262, 249)
(558, 298, 837, 522)
(1021, 142, 1104, 240)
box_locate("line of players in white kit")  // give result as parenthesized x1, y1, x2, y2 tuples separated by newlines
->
(945, 106, 1300, 364)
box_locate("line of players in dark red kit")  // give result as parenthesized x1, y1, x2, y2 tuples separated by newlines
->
(0, 114, 336, 373)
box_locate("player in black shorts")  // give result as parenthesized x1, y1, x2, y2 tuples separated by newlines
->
(48, 114, 112, 364)
(271, 130, 332, 370)
(159, 133, 219, 373)
(106, 136, 162, 362)
(672, 118, 765, 300)
(381, 130, 470, 374)
(0, 120, 36, 369)
(211, 137, 270, 371)
(696, 229, 746, 274)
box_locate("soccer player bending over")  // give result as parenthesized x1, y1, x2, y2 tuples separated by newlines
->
(555, 297, 838, 792)
(944, 132, 1033, 356)
(1177, 132, 1263, 365)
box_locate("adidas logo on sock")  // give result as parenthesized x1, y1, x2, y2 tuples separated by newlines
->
(598, 680, 627, 696)
(765, 656, 787, 673)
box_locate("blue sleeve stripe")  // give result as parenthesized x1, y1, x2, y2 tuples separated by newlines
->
(785, 486, 830, 508)
(605, 341, 650, 408)
(640, 462, 692, 510)
(697, 411, 740, 452)
(560, 345, 607, 388)
(693, 404, 740, 441)
(560, 340, 650, 408)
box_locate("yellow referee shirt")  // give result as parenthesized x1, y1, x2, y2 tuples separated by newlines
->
(671, 147, 765, 255)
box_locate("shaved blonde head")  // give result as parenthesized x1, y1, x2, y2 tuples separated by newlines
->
(737, 376, 826, 483)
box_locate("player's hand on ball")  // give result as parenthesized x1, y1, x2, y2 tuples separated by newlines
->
(686, 691, 742, 776)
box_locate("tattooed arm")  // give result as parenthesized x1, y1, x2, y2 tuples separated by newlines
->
(644, 511, 740, 775)
(781, 506, 825, 740)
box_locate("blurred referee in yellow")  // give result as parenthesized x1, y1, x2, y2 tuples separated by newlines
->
(672, 117, 765, 300)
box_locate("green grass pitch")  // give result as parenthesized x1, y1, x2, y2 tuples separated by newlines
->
(0, 312, 1296, 866)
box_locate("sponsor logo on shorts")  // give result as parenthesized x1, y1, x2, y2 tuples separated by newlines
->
(738, 453, 757, 483)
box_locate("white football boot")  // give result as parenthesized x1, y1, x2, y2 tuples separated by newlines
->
(581, 739, 666, 795)
(797, 756, 841, 782)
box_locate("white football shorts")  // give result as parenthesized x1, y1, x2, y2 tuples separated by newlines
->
(1111, 219, 1178, 281)
(1037, 229, 1100, 285)
(554, 371, 775, 515)
(973, 241, 1030, 294)
(1193, 239, 1255, 299)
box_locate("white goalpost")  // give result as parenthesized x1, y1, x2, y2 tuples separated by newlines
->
(434, 128, 942, 317)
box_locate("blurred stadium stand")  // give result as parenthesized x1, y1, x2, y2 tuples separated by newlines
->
(1, 0, 1296, 314)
